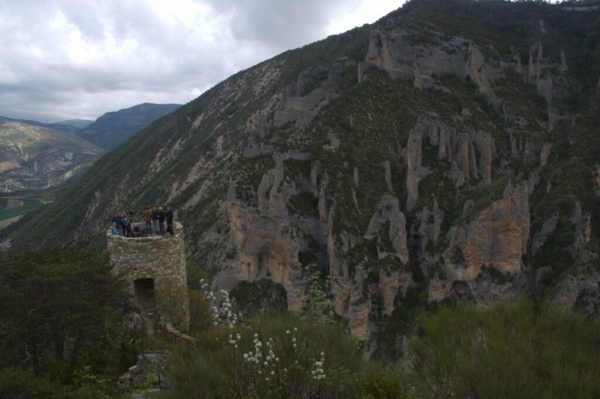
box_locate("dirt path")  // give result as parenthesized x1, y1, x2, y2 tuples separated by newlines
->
(0, 215, 23, 230)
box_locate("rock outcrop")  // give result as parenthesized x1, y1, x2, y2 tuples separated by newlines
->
(430, 180, 530, 303)
(365, 194, 410, 263)
(118, 350, 171, 398)
(406, 124, 424, 211)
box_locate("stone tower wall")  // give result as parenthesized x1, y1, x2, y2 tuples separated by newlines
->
(107, 222, 189, 325)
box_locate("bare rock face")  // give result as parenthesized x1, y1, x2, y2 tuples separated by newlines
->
(225, 198, 307, 310)
(540, 143, 553, 167)
(379, 268, 412, 315)
(257, 155, 285, 217)
(453, 133, 478, 180)
(438, 128, 452, 160)
(223, 153, 310, 310)
(382, 160, 393, 191)
(445, 160, 465, 188)
(466, 42, 493, 97)
(365, 194, 410, 263)
(431, 180, 530, 302)
(328, 227, 358, 313)
(413, 62, 423, 90)
(570, 202, 593, 262)
(415, 120, 496, 189)
(274, 86, 330, 128)
(530, 212, 559, 256)
(272, 61, 347, 129)
(361, 28, 471, 88)
(406, 123, 424, 211)
(413, 201, 444, 262)
(348, 269, 372, 337)
(330, 194, 412, 332)
(553, 269, 600, 312)
(527, 42, 544, 84)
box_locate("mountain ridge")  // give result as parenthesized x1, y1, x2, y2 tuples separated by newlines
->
(75, 102, 182, 150)
(3, 0, 600, 347)
(0, 115, 82, 135)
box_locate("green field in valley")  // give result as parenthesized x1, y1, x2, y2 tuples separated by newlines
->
(0, 189, 62, 221)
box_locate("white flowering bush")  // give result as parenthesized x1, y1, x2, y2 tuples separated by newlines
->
(166, 279, 422, 398)
(198, 279, 241, 330)
(299, 262, 339, 323)
(166, 309, 362, 399)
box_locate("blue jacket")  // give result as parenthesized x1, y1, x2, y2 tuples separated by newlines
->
(111, 226, 120, 235)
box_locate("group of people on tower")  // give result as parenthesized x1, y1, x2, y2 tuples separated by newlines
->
(111, 206, 175, 237)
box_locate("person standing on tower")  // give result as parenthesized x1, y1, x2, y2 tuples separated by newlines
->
(142, 206, 153, 236)
(157, 207, 166, 236)
(166, 206, 174, 235)
(152, 206, 159, 236)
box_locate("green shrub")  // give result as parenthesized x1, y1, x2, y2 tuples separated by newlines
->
(0, 366, 109, 399)
(410, 299, 600, 399)
(0, 239, 131, 379)
(230, 278, 288, 316)
(357, 370, 419, 399)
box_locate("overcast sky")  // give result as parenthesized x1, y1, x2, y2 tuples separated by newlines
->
(0, 0, 403, 123)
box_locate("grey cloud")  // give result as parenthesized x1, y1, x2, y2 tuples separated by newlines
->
(207, 0, 362, 49)
(0, 0, 380, 122)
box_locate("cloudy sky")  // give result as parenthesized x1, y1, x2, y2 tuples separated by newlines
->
(0, 0, 403, 123)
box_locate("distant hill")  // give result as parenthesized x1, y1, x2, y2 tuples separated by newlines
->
(76, 103, 181, 150)
(53, 119, 94, 128)
(0, 120, 103, 192)
(0, 115, 81, 134)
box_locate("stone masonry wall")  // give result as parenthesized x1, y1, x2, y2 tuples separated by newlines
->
(107, 222, 189, 325)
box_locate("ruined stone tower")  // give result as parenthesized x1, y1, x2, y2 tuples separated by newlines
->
(107, 222, 189, 332)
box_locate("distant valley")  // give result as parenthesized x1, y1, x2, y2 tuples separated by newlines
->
(0, 102, 181, 224)
(0, 120, 103, 193)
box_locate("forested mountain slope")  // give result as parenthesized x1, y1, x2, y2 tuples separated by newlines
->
(3, 0, 600, 344)
(75, 103, 181, 150)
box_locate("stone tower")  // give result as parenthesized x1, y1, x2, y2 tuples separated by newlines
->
(107, 222, 189, 332)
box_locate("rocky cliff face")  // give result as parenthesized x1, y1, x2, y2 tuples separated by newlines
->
(0, 121, 103, 192)
(3, 0, 600, 345)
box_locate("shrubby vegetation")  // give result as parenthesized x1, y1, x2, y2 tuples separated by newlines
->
(162, 289, 600, 399)
(0, 240, 139, 398)
(1, 242, 599, 399)
(411, 300, 600, 399)
(160, 274, 419, 399)
(157, 261, 600, 399)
